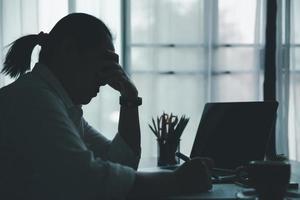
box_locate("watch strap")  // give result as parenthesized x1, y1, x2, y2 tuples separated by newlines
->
(119, 96, 142, 107)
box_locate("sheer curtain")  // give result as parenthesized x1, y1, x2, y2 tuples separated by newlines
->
(0, 0, 39, 87)
(276, 0, 290, 157)
(286, 0, 300, 160)
(0, 0, 69, 87)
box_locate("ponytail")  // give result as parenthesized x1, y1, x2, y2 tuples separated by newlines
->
(2, 32, 48, 78)
(2, 13, 114, 79)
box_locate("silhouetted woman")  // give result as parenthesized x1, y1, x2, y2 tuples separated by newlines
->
(0, 13, 211, 200)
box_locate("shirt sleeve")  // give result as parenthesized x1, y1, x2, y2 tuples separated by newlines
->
(83, 119, 141, 170)
(8, 88, 135, 200)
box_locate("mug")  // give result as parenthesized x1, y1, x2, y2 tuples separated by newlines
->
(236, 160, 291, 200)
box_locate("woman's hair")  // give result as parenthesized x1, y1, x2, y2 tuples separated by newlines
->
(2, 13, 112, 78)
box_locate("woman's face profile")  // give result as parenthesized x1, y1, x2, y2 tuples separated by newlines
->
(69, 37, 116, 105)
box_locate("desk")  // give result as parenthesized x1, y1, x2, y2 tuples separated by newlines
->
(138, 158, 300, 199)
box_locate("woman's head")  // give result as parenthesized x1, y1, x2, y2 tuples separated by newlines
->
(39, 13, 113, 65)
(2, 13, 116, 104)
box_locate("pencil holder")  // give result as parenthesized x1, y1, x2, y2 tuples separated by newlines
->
(149, 112, 189, 166)
(157, 139, 180, 166)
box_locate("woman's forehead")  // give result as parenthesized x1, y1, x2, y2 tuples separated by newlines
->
(101, 37, 115, 51)
(87, 49, 119, 62)
(88, 38, 116, 56)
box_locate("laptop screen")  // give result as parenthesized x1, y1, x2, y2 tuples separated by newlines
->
(190, 101, 278, 170)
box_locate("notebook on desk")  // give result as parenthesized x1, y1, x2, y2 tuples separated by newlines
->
(190, 101, 278, 172)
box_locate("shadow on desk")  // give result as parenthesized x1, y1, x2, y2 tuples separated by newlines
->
(138, 158, 300, 200)
(127, 184, 243, 200)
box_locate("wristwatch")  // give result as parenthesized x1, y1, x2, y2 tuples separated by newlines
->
(119, 96, 142, 107)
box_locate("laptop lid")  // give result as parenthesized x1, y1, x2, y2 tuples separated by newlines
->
(190, 101, 278, 170)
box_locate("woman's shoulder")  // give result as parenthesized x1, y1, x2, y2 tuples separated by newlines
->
(0, 73, 63, 109)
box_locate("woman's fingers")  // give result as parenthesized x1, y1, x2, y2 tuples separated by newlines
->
(174, 158, 212, 193)
(96, 61, 138, 97)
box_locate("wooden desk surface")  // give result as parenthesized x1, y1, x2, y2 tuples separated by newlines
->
(138, 157, 300, 200)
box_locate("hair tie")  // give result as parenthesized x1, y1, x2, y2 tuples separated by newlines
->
(37, 31, 49, 47)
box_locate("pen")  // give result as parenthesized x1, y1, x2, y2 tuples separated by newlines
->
(175, 152, 191, 162)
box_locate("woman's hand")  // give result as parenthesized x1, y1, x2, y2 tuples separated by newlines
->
(96, 52, 138, 98)
(174, 157, 213, 193)
(106, 64, 138, 98)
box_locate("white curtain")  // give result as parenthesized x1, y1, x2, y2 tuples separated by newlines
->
(285, 0, 300, 160)
(275, 0, 290, 157)
(0, 0, 69, 86)
(0, 0, 40, 87)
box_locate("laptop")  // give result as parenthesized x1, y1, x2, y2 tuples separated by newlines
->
(190, 101, 278, 172)
(142, 101, 278, 183)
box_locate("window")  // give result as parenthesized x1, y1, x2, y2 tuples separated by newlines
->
(3, 0, 296, 160)
(288, 0, 300, 160)
(123, 0, 266, 157)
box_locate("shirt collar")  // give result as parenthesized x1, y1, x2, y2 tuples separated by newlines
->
(32, 62, 75, 109)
